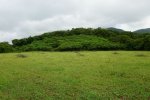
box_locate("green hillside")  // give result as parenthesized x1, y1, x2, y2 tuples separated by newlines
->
(16, 35, 123, 51)
(134, 28, 150, 33)
(107, 27, 125, 32)
(0, 28, 150, 53)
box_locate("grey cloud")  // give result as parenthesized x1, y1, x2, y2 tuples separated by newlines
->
(0, 0, 150, 42)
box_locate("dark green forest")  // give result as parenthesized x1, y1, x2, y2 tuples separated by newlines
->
(0, 28, 150, 53)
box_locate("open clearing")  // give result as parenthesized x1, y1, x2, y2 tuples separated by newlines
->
(0, 51, 150, 100)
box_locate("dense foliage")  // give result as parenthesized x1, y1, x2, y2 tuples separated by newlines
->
(0, 28, 150, 53)
(0, 42, 13, 53)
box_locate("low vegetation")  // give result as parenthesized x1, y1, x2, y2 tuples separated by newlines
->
(0, 51, 150, 99)
(16, 54, 28, 58)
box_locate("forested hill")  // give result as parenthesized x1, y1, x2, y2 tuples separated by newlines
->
(0, 27, 150, 53)
(107, 27, 125, 32)
(134, 28, 150, 33)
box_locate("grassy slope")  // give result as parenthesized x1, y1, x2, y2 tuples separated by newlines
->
(0, 51, 150, 100)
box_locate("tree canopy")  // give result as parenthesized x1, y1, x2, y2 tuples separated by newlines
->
(0, 28, 150, 53)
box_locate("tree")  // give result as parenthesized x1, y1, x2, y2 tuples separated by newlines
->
(0, 42, 13, 53)
(143, 35, 150, 50)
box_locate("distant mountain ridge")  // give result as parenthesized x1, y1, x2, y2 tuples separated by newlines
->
(107, 27, 150, 33)
(107, 27, 125, 32)
(134, 28, 150, 33)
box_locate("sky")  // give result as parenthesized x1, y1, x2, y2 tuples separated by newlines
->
(0, 0, 150, 42)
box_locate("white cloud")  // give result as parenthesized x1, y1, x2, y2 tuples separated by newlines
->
(116, 16, 150, 31)
(0, 0, 150, 42)
(0, 31, 20, 43)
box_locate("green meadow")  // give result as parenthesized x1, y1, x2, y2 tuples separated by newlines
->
(0, 51, 150, 100)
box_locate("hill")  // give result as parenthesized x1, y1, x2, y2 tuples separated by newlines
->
(134, 28, 150, 33)
(0, 27, 150, 53)
(17, 35, 123, 51)
(107, 27, 125, 32)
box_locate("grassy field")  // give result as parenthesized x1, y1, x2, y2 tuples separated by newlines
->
(0, 51, 150, 100)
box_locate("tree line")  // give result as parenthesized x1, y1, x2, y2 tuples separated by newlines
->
(0, 28, 150, 53)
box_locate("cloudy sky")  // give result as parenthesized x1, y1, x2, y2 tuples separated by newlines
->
(0, 0, 150, 42)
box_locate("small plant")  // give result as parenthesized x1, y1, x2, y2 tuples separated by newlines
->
(113, 52, 119, 54)
(135, 54, 148, 57)
(74, 51, 85, 56)
(110, 71, 126, 77)
(16, 54, 27, 58)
